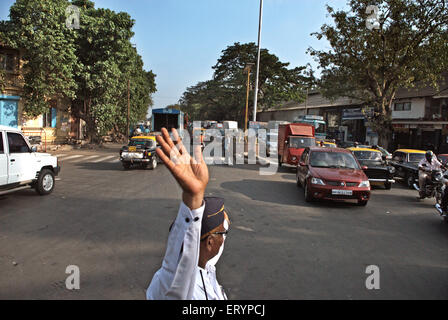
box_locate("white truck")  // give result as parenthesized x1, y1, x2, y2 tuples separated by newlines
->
(0, 125, 60, 196)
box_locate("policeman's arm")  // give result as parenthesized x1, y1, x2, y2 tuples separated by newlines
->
(150, 128, 209, 299)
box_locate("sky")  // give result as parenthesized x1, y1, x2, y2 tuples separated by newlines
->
(0, 0, 349, 113)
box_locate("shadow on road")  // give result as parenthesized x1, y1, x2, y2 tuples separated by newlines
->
(220, 178, 363, 209)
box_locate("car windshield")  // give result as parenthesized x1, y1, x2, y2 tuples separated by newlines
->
(314, 123, 326, 134)
(129, 139, 155, 148)
(310, 151, 360, 169)
(377, 147, 391, 156)
(289, 137, 315, 148)
(409, 153, 425, 162)
(353, 150, 382, 161)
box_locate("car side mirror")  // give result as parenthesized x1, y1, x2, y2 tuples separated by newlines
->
(361, 166, 368, 170)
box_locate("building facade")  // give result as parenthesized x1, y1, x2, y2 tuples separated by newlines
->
(257, 75, 448, 152)
(0, 44, 72, 145)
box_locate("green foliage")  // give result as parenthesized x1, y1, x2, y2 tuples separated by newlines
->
(180, 42, 311, 123)
(72, 5, 156, 140)
(1, 0, 156, 142)
(5, 0, 79, 116)
(308, 0, 448, 146)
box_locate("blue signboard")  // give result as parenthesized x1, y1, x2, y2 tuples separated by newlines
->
(0, 95, 20, 128)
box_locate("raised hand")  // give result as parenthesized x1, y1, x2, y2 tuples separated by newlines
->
(156, 128, 209, 210)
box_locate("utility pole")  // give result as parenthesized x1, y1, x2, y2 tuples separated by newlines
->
(244, 63, 254, 133)
(127, 79, 130, 143)
(252, 0, 263, 122)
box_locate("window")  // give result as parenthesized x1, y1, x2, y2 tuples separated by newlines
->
(0, 132, 3, 154)
(289, 137, 316, 148)
(43, 107, 57, 128)
(394, 102, 411, 111)
(393, 152, 404, 162)
(7, 132, 30, 153)
(309, 151, 360, 169)
(0, 52, 16, 72)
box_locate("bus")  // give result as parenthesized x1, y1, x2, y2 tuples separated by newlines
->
(293, 115, 326, 140)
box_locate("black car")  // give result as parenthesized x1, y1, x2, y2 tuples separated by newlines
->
(390, 149, 426, 188)
(349, 147, 396, 189)
(120, 136, 159, 170)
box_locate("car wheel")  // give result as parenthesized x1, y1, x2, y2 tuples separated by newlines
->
(150, 158, 157, 170)
(122, 162, 131, 170)
(384, 182, 392, 190)
(36, 169, 55, 195)
(304, 181, 313, 202)
(406, 174, 415, 189)
(358, 200, 368, 206)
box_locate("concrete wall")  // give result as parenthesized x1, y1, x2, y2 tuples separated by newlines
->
(392, 97, 425, 119)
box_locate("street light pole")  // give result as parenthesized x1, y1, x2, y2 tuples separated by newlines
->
(244, 63, 254, 133)
(127, 79, 130, 143)
(252, 0, 263, 122)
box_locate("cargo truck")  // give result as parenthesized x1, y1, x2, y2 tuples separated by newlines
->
(278, 123, 315, 166)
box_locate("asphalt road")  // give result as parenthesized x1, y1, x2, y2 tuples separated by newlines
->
(0, 144, 447, 299)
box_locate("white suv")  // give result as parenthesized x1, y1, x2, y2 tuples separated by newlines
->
(0, 125, 60, 196)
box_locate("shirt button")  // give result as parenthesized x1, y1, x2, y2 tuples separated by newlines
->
(194, 217, 199, 222)
(185, 218, 190, 223)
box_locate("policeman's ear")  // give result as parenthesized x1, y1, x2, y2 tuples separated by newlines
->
(205, 235, 215, 252)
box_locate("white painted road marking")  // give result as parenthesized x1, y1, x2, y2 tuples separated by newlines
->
(72, 155, 100, 163)
(91, 155, 116, 163)
(59, 155, 83, 161)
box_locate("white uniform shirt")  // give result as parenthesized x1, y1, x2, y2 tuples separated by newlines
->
(146, 202, 226, 300)
(418, 156, 442, 171)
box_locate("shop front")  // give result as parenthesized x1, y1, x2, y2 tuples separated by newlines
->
(341, 108, 367, 143)
(392, 122, 448, 153)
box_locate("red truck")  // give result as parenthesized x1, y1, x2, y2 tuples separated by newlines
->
(278, 123, 315, 166)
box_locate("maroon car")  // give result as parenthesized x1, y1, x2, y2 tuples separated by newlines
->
(296, 147, 371, 205)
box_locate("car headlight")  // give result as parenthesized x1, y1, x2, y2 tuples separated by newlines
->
(311, 177, 325, 185)
(358, 180, 370, 188)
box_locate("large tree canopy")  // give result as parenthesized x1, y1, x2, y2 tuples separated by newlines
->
(72, 4, 155, 141)
(1, 0, 156, 142)
(180, 42, 311, 123)
(4, 0, 79, 115)
(308, 0, 448, 148)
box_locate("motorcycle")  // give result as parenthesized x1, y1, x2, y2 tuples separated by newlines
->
(413, 164, 448, 223)
(412, 167, 444, 204)
(434, 203, 448, 223)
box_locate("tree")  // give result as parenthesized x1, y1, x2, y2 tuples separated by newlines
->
(4, 0, 79, 116)
(308, 0, 448, 148)
(70, 2, 156, 142)
(1, 0, 156, 143)
(180, 42, 311, 123)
